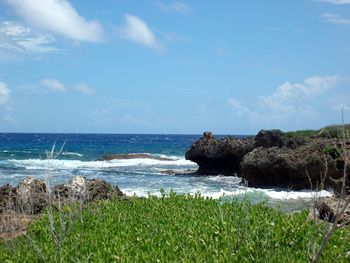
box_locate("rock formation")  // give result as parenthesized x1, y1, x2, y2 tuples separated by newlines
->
(186, 131, 349, 191)
(185, 132, 254, 175)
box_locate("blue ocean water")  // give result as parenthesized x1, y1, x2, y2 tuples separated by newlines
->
(0, 133, 331, 212)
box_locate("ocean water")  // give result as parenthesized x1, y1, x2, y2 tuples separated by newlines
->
(0, 133, 331, 212)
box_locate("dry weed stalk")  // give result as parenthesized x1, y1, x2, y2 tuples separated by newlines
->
(311, 111, 350, 263)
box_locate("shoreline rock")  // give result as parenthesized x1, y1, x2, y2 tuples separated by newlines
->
(186, 131, 349, 191)
(185, 132, 254, 175)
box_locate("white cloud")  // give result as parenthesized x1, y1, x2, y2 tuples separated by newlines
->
(4, 0, 103, 43)
(227, 98, 253, 116)
(317, 0, 350, 4)
(156, 1, 193, 15)
(73, 83, 94, 95)
(0, 82, 11, 105)
(117, 14, 162, 50)
(227, 75, 344, 130)
(321, 13, 350, 25)
(0, 21, 57, 54)
(40, 79, 67, 93)
(260, 75, 340, 113)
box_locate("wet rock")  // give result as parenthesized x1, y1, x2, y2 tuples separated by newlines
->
(185, 132, 254, 175)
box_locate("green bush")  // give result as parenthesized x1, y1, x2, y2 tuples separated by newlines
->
(323, 146, 341, 159)
(1, 193, 349, 262)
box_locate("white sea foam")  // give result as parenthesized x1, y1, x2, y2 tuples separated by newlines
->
(195, 187, 332, 200)
(5, 157, 197, 170)
(62, 152, 83, 157)
(120, 186, 332, 201)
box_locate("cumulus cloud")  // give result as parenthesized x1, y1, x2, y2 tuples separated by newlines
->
(156, 1, 193, 15)
(40, 79, 67, 93)
(321, 13, 350, 25)
(0, 82, 11, 105)
(227, 75, 343, 130)
(4, 0, 103, 42)
(73, 83, 94, 95)
(0, 21, 57, 54)
(260, 75, 340, 113)
(117, 14, 162, 50)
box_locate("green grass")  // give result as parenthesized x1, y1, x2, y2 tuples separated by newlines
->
(1, 193, 349, 262)
(284, 124, 350, 139)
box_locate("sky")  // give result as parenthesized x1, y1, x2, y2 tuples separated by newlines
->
(0, 0, 349, 134)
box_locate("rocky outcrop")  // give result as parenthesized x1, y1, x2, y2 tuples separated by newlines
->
(0, 176, 125, 215)
(241, 138, 349, 190)
(51, 176, 125, 205)
(0, 178, 47, 214)
(186, 130, 349, 191)
(185, 132, 254, 175)
(308, 196, 350, 225)
(254, 129, 284, 148)
(254, 129, 307, 149)
(100, 153, 173, 161)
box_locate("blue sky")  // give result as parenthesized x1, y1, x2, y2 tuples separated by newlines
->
(0, 0, 349, 134)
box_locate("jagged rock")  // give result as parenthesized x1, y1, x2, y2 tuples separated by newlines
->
(100, 153, 173, 161)
(0, 176, 125, 214)
(240, 139, 347, 189)
(309, 196, 350, 225)
(0, 184, 17, 213)
(16, 177, 47, 214)
(51, 176, 125, 205)
(185, 132, 254, 175)
(255, 129, 284, 148)
(255, 129, 307, 149)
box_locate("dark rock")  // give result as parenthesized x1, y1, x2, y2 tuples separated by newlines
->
(240, 139, 347, 189)
(100, 153, 173, 161)
(185, 132, 254, 175)
(255, 129, 284, 148)
(309, 196, 350, 225)
(0, 184, 17, 213)
(254, 129, 307, 149)
(0, 177, 47, 215)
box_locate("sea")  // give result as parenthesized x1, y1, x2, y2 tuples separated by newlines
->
(0, 133, 331, 212)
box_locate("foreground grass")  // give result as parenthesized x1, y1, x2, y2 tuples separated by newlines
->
(1, 193, 349, 262)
